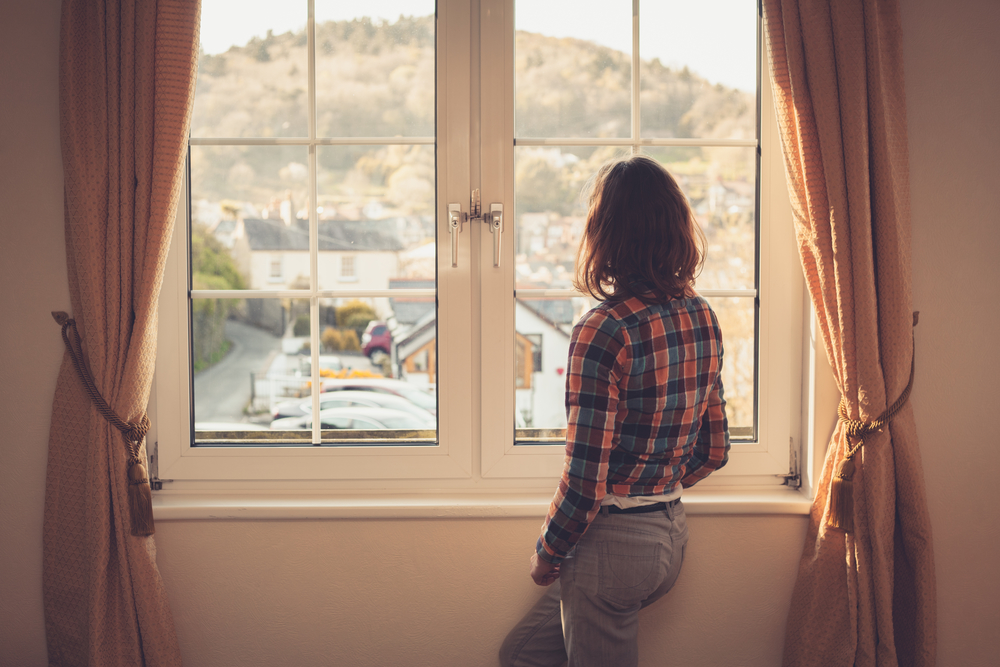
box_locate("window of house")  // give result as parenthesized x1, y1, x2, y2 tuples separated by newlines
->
(269, 256, 283, 282)
(514, 331, 534, 389)
(153, 0, 802, 490)
(339, 255, 356, 281)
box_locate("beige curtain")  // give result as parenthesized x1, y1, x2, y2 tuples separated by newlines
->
(762, 0, 936, 665)
(44, 1, 199, 664)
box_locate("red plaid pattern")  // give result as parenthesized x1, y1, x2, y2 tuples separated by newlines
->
(537, 293, 730, 564)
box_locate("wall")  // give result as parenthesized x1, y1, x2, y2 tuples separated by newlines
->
(902, 0, 1000, 664)
(1, 1, 998, 665)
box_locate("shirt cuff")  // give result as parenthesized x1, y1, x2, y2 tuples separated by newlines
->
(535, 536, 563, 565)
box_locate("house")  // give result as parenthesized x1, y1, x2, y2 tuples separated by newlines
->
(513, 298, 575, 429)
(234, 216, 403, 319)
(384, 280, 574, 425)
(2, 2, 998, 665)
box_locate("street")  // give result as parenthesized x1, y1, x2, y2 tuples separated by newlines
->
(193, 319, 279, 424)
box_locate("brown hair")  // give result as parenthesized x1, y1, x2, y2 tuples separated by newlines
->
(574, 154, 705, 303)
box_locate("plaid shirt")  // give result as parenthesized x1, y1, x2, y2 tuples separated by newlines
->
(536, 292, 730, 564)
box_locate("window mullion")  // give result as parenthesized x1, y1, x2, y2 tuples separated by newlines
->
(307, 0, 320, 444)
(632, 0, 640, 153)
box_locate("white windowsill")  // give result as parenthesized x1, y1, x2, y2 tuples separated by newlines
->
(152, 487, 813, 521)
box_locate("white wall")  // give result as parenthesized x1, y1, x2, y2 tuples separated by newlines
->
(1, 1, 998, 665)
(902, 1, 1000, 663)
(514, 300, 571, 429)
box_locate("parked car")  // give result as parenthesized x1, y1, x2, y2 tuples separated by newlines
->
(270, 406, 434, 431)
(271, 390, 435, 423)
(317, 378, 436, 414)
(361, 321, 391, 360)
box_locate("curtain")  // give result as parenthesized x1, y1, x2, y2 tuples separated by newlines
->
(43, 1, 199, 664)
(762, 0, 936, 665)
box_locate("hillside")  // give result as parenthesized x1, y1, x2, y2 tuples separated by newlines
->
(189, 17, 755, 218)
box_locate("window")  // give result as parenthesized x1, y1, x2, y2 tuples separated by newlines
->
(339, 255, 356, 281)
(153, 0, 802, 491)
(269, 256, 283, 282)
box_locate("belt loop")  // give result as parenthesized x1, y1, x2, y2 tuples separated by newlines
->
(601, 505, 610, 517)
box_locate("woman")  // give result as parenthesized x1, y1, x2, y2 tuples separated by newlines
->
(500, 155, 730, 667)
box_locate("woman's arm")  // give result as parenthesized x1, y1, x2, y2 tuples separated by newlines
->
(680, 365, 730, 487)
(536, 310, 626, 564)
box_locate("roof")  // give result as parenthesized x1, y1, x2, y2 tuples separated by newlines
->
(389, 278, 435, 326)
(516, 297, 576, 325)
(242, 218, 405, 252)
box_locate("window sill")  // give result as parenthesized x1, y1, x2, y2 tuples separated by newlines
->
(152, 488, 813, 521)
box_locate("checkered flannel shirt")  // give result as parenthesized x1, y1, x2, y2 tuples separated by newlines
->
(536, 292, 730, 564)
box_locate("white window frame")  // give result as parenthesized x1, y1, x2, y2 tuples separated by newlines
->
(477, 0, 802, 485)
(154, 0, 474, 485)
(151, 0, 806, 498)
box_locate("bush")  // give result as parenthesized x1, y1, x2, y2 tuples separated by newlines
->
(321, 327, 344, 351)
(293, 314, 310, 337)
(336, 299, 377, 331)
(340, 329, 361, 352)
(321, 326, 361, 352)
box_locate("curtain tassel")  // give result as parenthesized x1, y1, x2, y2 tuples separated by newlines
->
(127, 457, 155, 536)
(827, 455, 856, 532)
(826, 315, 918, 533)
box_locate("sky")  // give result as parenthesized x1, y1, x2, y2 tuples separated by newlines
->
(199, 0, 757, 92)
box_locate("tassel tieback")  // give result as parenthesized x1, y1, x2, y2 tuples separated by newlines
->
(52, 311, 155, 536)
(828, 314, 918, 533)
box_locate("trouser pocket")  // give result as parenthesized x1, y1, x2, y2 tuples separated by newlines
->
(596, 540, 666, 608)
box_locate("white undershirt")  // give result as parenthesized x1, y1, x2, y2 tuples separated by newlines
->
(600, 485, 682, 509)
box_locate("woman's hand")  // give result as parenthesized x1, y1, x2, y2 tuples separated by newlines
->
(529, 553, 561, 586)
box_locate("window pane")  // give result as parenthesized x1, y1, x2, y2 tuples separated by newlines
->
(703, 296, 754, 435)
(194, 298, 310, 442)
(190, 145, 312, 292)
(639, 0, 757, 140)
(192, 0, 308, 138)
(314, 2, 435, 137)
(515, 1, 632, 138)
(514, 295, 595, 437)
(643, 146, 756, 291)
(320, 318, 438, 444)
(316, 145, 436, 289)
(514, 146, 629, 281)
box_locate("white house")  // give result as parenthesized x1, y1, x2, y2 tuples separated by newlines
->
(232, 217, 402, 318)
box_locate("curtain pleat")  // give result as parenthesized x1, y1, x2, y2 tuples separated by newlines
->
(762, 1, 936, 665)
(44, 1, 200, 664)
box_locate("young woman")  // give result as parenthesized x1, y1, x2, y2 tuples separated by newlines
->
(500, 155, 730, 667)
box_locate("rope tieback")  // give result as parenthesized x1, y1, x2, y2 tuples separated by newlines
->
(827, 313, 918, 533)
(52, 311, 155, 536)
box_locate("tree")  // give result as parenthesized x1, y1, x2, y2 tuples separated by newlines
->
(190, 224, 246, 371)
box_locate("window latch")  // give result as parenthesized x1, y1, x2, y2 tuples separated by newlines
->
(448, 189, 503, 268)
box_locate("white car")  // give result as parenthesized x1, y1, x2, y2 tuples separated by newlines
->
(317, 378, 437, 414)
(270, 406, 434, 431)
(271, 390, 434, 422)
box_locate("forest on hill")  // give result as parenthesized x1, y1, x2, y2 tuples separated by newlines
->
(189, 14, 755, 224)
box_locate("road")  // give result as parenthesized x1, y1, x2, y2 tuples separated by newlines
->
(194, 319, 279, 424)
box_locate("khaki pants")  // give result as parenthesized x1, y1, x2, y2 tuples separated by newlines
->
(500, 501, 689, 667)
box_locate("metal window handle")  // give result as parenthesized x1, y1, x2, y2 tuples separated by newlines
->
(448, 194, 502, 268)
(489, 203, 503, 268)
(448, 203, 465, 268)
